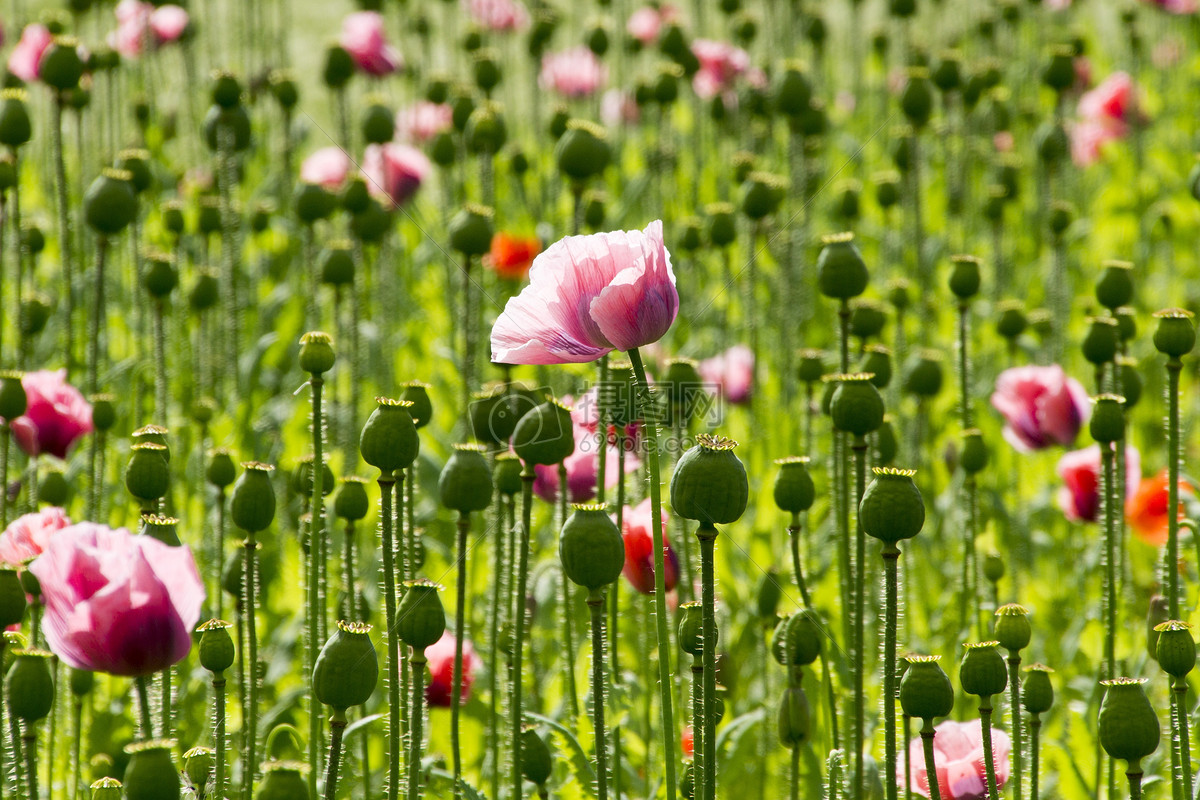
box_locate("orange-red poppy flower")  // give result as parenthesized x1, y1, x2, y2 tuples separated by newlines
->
(485, 232, 541, 281)
(1126, 469, 1193, 547)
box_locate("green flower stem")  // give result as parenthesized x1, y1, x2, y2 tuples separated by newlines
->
(909, 134, 927, 310)
(920, 721, 943, 800)
(691, 655, 704, 795)
(451, 514, 470, 800)
(787, 516, 813, 609)
(597, 355, 609, 506)
(20, 722, 34, 800)
(324, 709, 347, 800)
(72, 696, 82, 800)
(904, 714, 912, 800)
(610, 432, 626, 799)
(217, 123, 241, 399)
(1007, 654, 1023, 800)
(214, 673, 227, 800)
(0, 423, 9, 531)
(408, 652, 427, 800)
(852, 436, 868, 800)
(1167, 358, 1183, 619)
(1128, 763, 1143, 800)
(964, 476, 979, 639)
(1030, 714, 1041, 800)
(10, 149, 24, 357)
(512, 465, 536, 800)
(882, 543, 900, 800)
(215, 489, 227, 624)
(161, 667, 172, 740)
(377, 477, 401, 800)
(135, 675, 154, 740)
(790, 744, 800, 800)
(697, 523, 718, 800)
(827, 749, 843, 800)
(309, 375, 326, 799)
(394, 476, 411, 786)
(558, 463, 579, 718)
(486, 484, 504, 800)
(461, 255, 477, 428)
(587, 589, 610, 800)
(980, 700, 1000, 800)
(342, 521, 356, 621)
(87, 237, 109, 396)
(1102, 443, 1116, 680)
(1174, 677, 1193, 800)
(627, 346, 678, 800)
(836, 299, 852, 650)
(244, 532, 260, 800)
(51, 97, 75, 378)
(5, 687, 21, 800)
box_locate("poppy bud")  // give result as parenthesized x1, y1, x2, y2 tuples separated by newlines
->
(899, 655, 954, 721)
(773, 457, 815, 514)
(755, 570, 782, 619)
(861, 468, 925, 545)
(1153, 308, 1196, 359)
(0, 90, 32, 149)
(231, 462, 276, 533)
(960, 641, 1007, 698)
(314, 621, 378, 710)
(771, 610, 822, 667)
(360, 398, 420, 474)
(0, 569, 26, 630)
(559, 503, 625, 592)
(671, 434, 749, 526)
(323, 45, 355, 89)
(1098, 677, 1159, 766)
(198, 619, 236, 675)
(511, 399, 575, 466)
(520, 728, 553, 787)
(778, 685, 810, 747)
(439, 444, 493, 514)
(395, 580, 446, 652)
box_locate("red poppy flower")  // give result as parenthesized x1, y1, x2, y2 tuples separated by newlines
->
(1126, 470, 1193, 547)
(486, 233, 541, 282)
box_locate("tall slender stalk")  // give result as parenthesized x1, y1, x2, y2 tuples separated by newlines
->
(214, 671, 227, 800)
(1006, 654, 1023, 800)
(1030, 714, 1041, 800)
(308, 370, 326, 799)
(51, 98, 75, 378)
(920, 721, 943, 800)
(1102, 442, 1117, 681)
(883, 543, 900, 800)
(558, 463, 579, 718)
(511, 466, 535, 800)
(587, 590, 610, 800)
(1166, 358, 1182, 619)
(980, 701, 1000, 800)
(697, 524, 719, 800)
(323, 709, 347, 800)
(87, 237, 109, 396)
(852, 436, 867, 800)
(408, 652, 427, 800)
(378, 476, 400, 800)
(243, 532, 259, 800)
(451, 514, 469, 800)
(787, 515, 813, 609)
(1173, 676, 1193, 800)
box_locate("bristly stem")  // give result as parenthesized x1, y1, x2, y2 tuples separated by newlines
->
(244, 531, 259, 800)
(214, 674, 227, 800)
(697, 524, 718, 800)
(408, 652, 427, 800)
(921, 721, 943, 800)
(852, 436, 868, 800)
(1102, 443, 1116, 681)
(980, 701, 1000, 800)
(451, 514, 469, 800)
(559, 463, 579, 718)
(883, 544, 900, 800)
(324, 710, 347, 800)
(51, 97, 75, 379)
(1166, 359, 1182, 619)
(378, 477, 400, 800)
(588, 590, 610, 800)
(308, 374, 326, 799)
(787, 516, 813, 609)
(134, 675, 153, 740)
(512, 466, 536, 800)
(1030, 715, 1041, 800)
(1007, 654, 1023, 800)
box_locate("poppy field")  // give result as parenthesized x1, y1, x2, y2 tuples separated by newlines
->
(1, 0, 1200, 799)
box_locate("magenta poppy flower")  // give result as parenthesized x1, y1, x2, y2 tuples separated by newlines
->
(109, 1, 188, 57)
(149, 6, 190, 43)
(361, 142, 430, 207)
(621, 497, 679, 595)
(691, 39, 751, 100)
(698, 344, 755, 406)
(903, 719, 1011, 799)
(0, 507, 72, 567)
(340, 12, 402, 77)
(30, 522, 205, 677)
(1143, 0, 1197, 13)
(424, 631, 481, 707)
(1056, 444, 1141, 523)
(300, 147, 352, 190)
(989, 365, 1089, 452)
(539, 46, 607, 98)
(627, 5, 676, 44)
(532, 397, 640, 504)
(395, 101, 453, 144)
(9, 370, 93, 460)
(490, 221, 678, 365)
(463, 0, 530, 32)
(8, 23, 53, 82)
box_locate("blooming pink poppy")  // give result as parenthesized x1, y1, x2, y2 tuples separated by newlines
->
(149, 6, 190, 43)
(691, 39, 751, 100)
(361, 143, 431, 207)
(340, 12, 402, 77)
(8, 24, 53, 82)
(627, 6, 665, 44)
(1069, 119, 1119, 167)
(30, 522, 205, 677)
(539, 46, 606, 98)
(533, 394, 640, 503)
(0, 507, 72, 567)
(621, 497, 679, 595)
(395, 101, 453, 144)
(463, 0, 530, 31)
(10, 370, 93, 460)
(109, 1, 189, 57)
(1143, 0, 1197, 13)
(491, 221, 678, 364)
(601, 89, 640, 126)
(904, 719, 1011, 799)
(698, 345, 755, 406)
(424, 631, 482, 707)
(990, 365, 1089, 452)
(300, 147, 352, 190)
(1056, 444, 1141, 523)
(1078, 72, 1138, 127)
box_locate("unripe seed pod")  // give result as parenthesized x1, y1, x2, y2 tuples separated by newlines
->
(900, 655, 954, 720)
(983, 552, 1005, 584)
(900, 68, 934, 128)
(706, 203, 737, 247)
(122, 740, 179, 800)
(1089, 394, 1126, 444)
(323, 44, 355, 88)
(995, 300, 1027, 341)
(141, 252, 178, 298)
(904, 350, 944, 398)
(1081, 316, 1119, 365)
(775, 61, 812, 117)
(269, 70, 299, 110)
(314, 621, 379, 710)
(1042, 45, 1076, 92)
(141, 514, 181, 547)
(520, 728, 553, 786)
(197, 619, 236, 674)
(256, 761, 309, 800)
(85, 169, 138, 236)
(740, 171, 785, 220)
(448, 204, 495, 257)
(400, 382, 433, 429)
(1096, 260, 1134, 311)
(183, 747, 216, 792)
(360, 398, 420, 474)
(41, 38, 85, 91)
(849, 299, 887, 340)
(0, 90, 32, 149)
(334, 478, 370, 522)
(678, 602, 706, 658)
(1153, 308, 1196, 358)
(0, 371, 27, 421)
(778, 685, 811, 747)
(559, 503, 625, 591)
(439, 444, 493, 514)
(231, 462, 276, 533)
(860, 468, 925, 545)
(6, 649, 54, 721)
(1098, 677, 1159, 765)
(875, 418, 898, 466)
(948, 254, 982, 300)
(466, 102, 507, 155)
(1117, 356, 1142, 409)
(994, 604, 1031, 652)
(1115, 306, 1137, 343)
(830, 374, 885, 437)
(511, 399, 575, 466)
(294, 182, 335, 224)
(395, 580, 446, 652)
(755, 570, 782, 619)
(494, 454, 522, 497)
(816, 232, 869, 300)
(671, 434, 748, 526)
(0, 568, 26, 629)
(797, 350, 826, 384)
(190, 269, 220, 312)
(299, 331, 335, 375)
(960, 641, 1008, 698)
(361, 101, 394, 145)
(203, 104, 252, 152)
(1154, 620, 1196, 679)
(773, 457, 815, 514)
(125, 443, 169, 504)
(1022, 664, 1055, 715)
(771, 610, 822, 667)
(91, 777, 122, 800)
(555, 120, 611, 181)
(319, 243, 355, 287)
(875, 172, 901, 209)
(960, 429, 989, 474)
(207, 449, 237, 489)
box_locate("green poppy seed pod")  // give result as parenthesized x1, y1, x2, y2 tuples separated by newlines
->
(982, 186, 1006, 222)
(314, 621, 378, 710)
(670, 435, 749, 526)
(351, 198, 392, 244)
(1048, 201, 1074, 238)
(512, 399, 575, 466)
(494, 454, 522, 497)
(84, 169, 137, 236)
(398, 382, 433, 429)
(298, 331, 335, 376)
(18, 295, 51, 338)
(888, 279, 912, 312)
(797, 100, 828, 137)
(91, 777, 122, 800)
(290, 458, 334, 501)
(395, 580, 446, 652)
(41, 38, 84, 91)
(830, 374, 885, 437)
(678, 602, 705, 657)
(559, 503, 625, 591)
(429, 129, 457, 168)
(1149, 596, 1171, 656)
(209, 70, 241, 108)
(960, 641, 1008, 698)
(256, 761, 310, 800)
(983, 551, 1005, 585)
(1042, 44, 1075, 92)
(547, 105, 570, 139)
(231, 462, 277, 533)
(21, 224, 44, 256)
(1115, 306, 1136, 343)
(860, 468, 925, 545)
(269, 70, 299, 110)
(1092, 260, 1134, 311)
(474, 49, 504, 91)
(778, 685, 811, 748)
(850, 300, 887, 340)
(820, 377, 837, 416)
(87, 393, 116, 433)
(334, 478, 370, 522)
(340, 177, 369, 215)
(197, 619, 235, 674)
(817, 232, 869, 300)
(0, 90, 31, 148)
(740, 171, 785, 220)
(771, 610, 822, 667)
(1089, 394, 1126, 444)
(706, 203, 737, 247)
(900, 656, 954, 721)
(776, 61, 812, 117)
(203, 103, 252, 152)
(834, 181, 861, 221)
(448, 204, 495, 257)
(900, 68, 934, 129)
(931, 50, 962, 92)
(361, 101, 394, 145)
(1020, 664, 1054, 715)
(949, 254, 982, 300)
(555, 120, 611, 181)
(753, 570, 783, 620)
(904, 350, 944, 398)
(323, 43, 355, 88)
(452, 88, 477, 133)
(466, 103, 507, 154)
(520, 728, 553, 787)
(294, 182, 335, 225)
(360, 398, 420, 474)
(994, 604, 1031, 652)
(960, 429, 989, 474)
(207, 449, 237, 489)
(773, 457, 815, 514)
(122, 740, 181, 800)
(141, 514, 182, 547)
(1081, 317, 1119, 366)
(470, 387, 534, 445)
(6, 649, 54, 722)
(1099, 678, 1160, 765)
(221, 550, 244, 601)
(678, 217, 703, 252)
(1035, 121, 1069, 167)
(875, 419, 898, 466)
(995, 300, 1027, 341)
(196, 197, 222, 235)
(797, 350, 826, 384)
(1153, 309, 1196, 358)
(439, 444, 493, 514)
(132, 424, 170, 459)
(0, 569, 24, 631)
(183, 747, 215, 792)
(125, 443, 169, 504)
(141, 252, 178, 299)
(0, 371, 27, 421)
(875, 172, 901, 209)
(70, 668, 94, 697)
(117, 149, 153, 194)
(318, 242, 355, 287)
(1154, 621, 1196, 679)
(1117, 357, 1142, 409)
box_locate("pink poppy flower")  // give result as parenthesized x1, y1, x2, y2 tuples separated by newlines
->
(990, 365, 1089, 452)
(424, 631, 482, 707)
(1056, 444, 1141, 523)
(601, 89, 640, 126)
(904, 719, 1011, 799)
(150, 6, 190, 43)
(340, 12, 402, 77)
(300, 147, 352, 190)
(109, 1, 189, 57)
(699, 345, 754, 406)
(1144, 0, 1197, 13)
(8, 24, 53, 82)
(0, 507, 72, 567)
(30, 522, 205, 677)
(621, 497, 679, 595)
(396, 101, 453, 144)
(10, 370, 93, 460)
(463, 0, 530, 31)
(491, 221, 678, 364)
(361, 142, 431, 207)
(1069, 119, 1120, 167)
(691, 39, 751, 100)
(1044, 0, 1071, 9)
(539, 46, 606, 98)
(627, 6, 665, 44)
(533, 395, 640, 503)
(1078, 72, 1138, 127)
